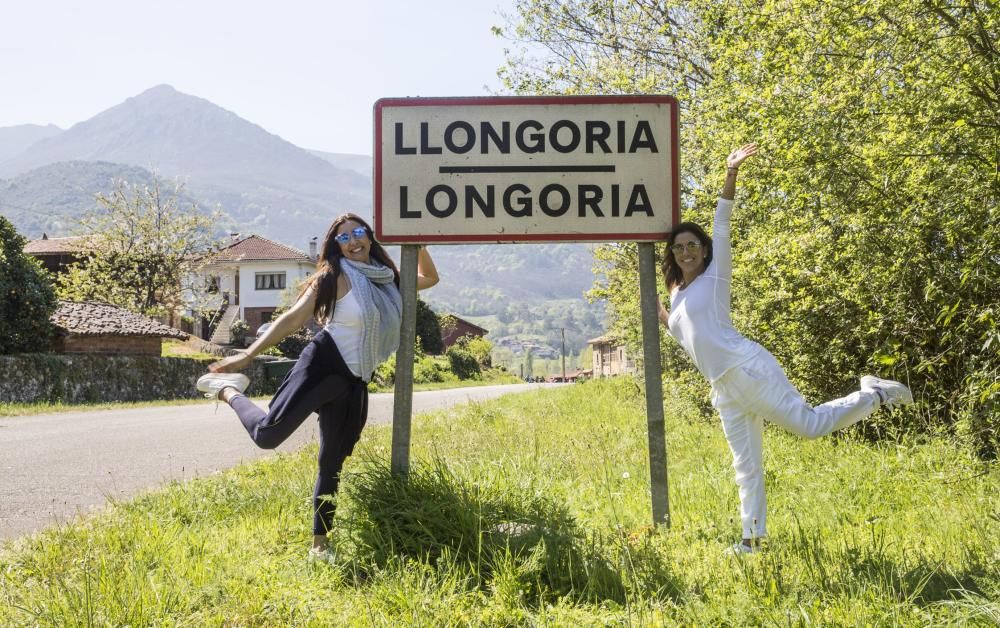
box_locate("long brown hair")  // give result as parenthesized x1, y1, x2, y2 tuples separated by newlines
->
(303, 213, 400, 323)
(662, 222, 713, 291)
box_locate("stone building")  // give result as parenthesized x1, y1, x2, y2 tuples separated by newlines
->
(587, 334, 637, 378)
(51, 301, 188, 356)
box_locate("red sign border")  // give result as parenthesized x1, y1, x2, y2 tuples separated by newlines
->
(373, 95, 680, 244)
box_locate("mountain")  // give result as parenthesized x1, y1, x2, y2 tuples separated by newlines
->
(308, 150, 371, 176)
(0, 86, 608, 352)
(0, 161, 164, 237)
(0, 124, 62, 163)
(0, 85, 370, 244)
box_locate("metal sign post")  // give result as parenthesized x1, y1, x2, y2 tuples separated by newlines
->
(390, 245, 419, 476)
(638, 243, 670, 526)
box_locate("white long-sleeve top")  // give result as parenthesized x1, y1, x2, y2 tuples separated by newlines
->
(667, 198, 762, 384)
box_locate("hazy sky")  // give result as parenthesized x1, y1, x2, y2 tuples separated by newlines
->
(0, 0, 518, 155)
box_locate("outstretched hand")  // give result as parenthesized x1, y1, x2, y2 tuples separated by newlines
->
(727, 143, 759, 169)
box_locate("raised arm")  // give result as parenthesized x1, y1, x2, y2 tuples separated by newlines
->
(710, 143, 758, 281)
(722, 143, 758, 200)
(416, 246, 439, 291)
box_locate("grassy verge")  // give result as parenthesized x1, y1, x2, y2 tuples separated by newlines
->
(1, 379, 997, 624)
(371, 371, 523, 393)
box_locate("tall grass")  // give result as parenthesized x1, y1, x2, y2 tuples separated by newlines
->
(1, 378, 997, 625)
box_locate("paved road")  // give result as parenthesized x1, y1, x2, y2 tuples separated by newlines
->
(0, 384, 554, 542)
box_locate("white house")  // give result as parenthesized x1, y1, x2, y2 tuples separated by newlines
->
(195, 234, 317, 342)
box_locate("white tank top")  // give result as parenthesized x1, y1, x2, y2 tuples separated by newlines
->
(324, 289, 363, 377)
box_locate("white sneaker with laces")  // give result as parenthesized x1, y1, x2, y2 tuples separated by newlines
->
(196, 373, 249, 399)
(860, 375, 913, 408)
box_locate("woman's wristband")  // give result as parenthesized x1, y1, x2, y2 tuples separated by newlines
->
(727, 167, 739, 174)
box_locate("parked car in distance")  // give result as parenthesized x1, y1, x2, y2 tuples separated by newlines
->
(256, 322, 272, 340)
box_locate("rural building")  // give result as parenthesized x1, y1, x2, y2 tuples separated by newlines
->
(195, 234, 316, 343)
(587, 334, 637, 378)
(441, 315, 489, 350)
(50, 301, 188, 356)
(23, 234, 89, 274)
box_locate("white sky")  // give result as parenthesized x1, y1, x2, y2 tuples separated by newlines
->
(0, 0, 518, 155)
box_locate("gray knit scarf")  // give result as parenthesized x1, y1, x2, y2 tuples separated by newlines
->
(339, 257, 402, 381)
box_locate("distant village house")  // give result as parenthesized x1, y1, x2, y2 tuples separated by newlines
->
(587, 334, 637, 378)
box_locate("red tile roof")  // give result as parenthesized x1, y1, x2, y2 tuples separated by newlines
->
(51, 301, 188, 338)
(23, 235, 90, 254)
(210, 235, 311, 263)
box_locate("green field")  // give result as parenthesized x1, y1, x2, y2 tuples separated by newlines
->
(2, 379, 997, 625)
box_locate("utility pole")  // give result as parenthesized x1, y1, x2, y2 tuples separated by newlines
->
(561, 328, 566, 382)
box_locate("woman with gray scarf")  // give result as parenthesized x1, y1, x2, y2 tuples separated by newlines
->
(197, 213, 439, 561)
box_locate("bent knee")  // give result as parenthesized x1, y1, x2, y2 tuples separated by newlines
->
(252, 434, 283, 450)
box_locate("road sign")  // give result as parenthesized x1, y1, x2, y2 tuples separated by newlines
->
(374, 95, 679, 244)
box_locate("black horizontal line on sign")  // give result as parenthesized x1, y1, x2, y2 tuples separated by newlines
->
(439, 165, 617, 174)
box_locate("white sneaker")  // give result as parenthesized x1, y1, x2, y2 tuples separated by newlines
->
(724, 541, 762, 556)
(196, 373, 249, 398)
(860, 375, 913, 408)
(307, 547, 336, 566)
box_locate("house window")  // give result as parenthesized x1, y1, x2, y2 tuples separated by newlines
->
(206, 275, 220, 294)
(255, 272, 286, 290)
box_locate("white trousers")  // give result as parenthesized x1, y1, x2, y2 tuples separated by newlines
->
(710, 350, 880, 539)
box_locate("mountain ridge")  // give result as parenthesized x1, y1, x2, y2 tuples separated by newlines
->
(0, 85, 606, 351)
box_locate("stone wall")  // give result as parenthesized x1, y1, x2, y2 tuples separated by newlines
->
(56, 335, 161, 356)
(0, 353, 295, 404)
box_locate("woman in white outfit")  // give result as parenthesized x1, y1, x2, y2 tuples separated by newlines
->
(658, 143, 913, 553)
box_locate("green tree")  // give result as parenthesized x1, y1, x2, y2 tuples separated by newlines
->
(56, 179, 220, 320)
(416, 298, 444, 354)
(524, 347, 535, 379)
(0, 217, 58, 353)
(502, 0, 1000, 455)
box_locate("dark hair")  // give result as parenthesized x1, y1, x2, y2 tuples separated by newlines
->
(303, 213, 400, 322)
(662, 221, 713, 291)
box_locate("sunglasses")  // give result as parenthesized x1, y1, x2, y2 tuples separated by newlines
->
(670, 241, 703, 255)
(334, 227, 368, 245)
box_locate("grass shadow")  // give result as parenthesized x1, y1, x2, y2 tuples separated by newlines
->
(331, 455, 684, 607)
(791, 524, 990, 607)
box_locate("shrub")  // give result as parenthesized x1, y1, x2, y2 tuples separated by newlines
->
(371, 354, 396, 388)
(229, 319, 249, 346)
(462, 335, 493, 368)
(414, 355, 451, 383)
(276, 327, 312, 359)
(0, 218, 57, 354)
(447, 344, 482, 380)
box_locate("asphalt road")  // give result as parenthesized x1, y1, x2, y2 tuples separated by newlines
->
(0, 383, 554, 542)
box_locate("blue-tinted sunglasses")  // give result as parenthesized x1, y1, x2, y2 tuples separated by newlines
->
(334, 226, 368, 245)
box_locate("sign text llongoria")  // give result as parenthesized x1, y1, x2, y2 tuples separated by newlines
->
(374, 96, 679, 244)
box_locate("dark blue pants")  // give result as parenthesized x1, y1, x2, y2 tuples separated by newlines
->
(229, 331, 368, 535)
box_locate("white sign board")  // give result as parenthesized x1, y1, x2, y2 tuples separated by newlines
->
(374, 96, 679, 244)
